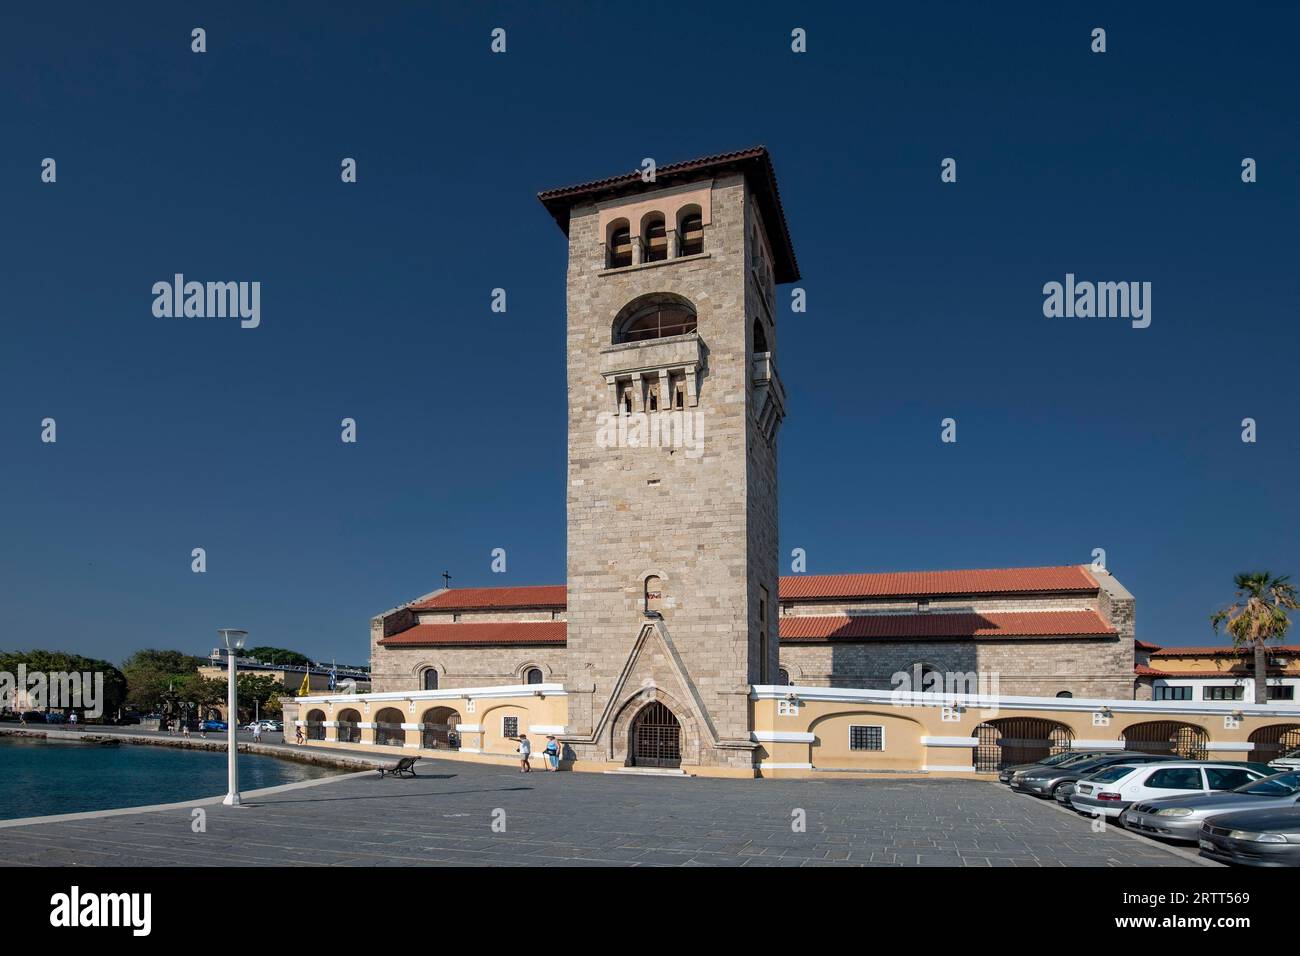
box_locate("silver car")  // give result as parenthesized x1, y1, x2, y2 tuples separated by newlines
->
(1122, 771, 1300, 842)
(1269, 747, 1300, 773)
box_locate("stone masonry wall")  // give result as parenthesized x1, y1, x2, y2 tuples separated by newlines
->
(565, 173, 760, 767)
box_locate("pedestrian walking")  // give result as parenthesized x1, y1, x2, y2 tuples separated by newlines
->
(251, 722, 263, 743)
(69, 711, 78, 727)
(543, 735, 560, 771)
(295, 724, 305, 745)
(517, 733, 532, 773)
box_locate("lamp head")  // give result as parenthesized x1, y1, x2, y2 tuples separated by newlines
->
(218, 628, 249, 652)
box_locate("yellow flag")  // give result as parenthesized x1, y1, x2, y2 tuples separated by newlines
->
(297, 672, 311, 697)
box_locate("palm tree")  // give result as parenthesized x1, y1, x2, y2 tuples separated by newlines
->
(1211, 572, 1298, 704)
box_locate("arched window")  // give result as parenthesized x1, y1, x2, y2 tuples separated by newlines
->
(525, 667, 544, 685)
(608, 221, 632, 268)
(422, 668, 439, 691)
(644, 575, 663, 613)
(753, 318, 768, 353)
(642, 214, 667, 262)
(614, 294, 697, 344)
(778, 668, 791, 686)
(678, 208, 704, 256)
(1055, 691, 1073, 698)
(907, 662, 944, 694)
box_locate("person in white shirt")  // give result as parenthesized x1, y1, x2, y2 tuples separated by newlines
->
(517, 733, 531, 773)
(251, 723, 262, 742)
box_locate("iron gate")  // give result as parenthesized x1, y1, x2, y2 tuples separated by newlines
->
(421, 708, 461, 750)
(1247, 724, 1300, 762)
(1121, 721, 1208, 759)
(974, 719, 1074, 772)
(630, 701, 682, 768)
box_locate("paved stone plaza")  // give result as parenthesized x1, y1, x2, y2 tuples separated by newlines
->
(0, 752, 1207, 867)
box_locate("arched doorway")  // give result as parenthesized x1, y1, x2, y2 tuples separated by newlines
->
(421, 706, 461, 750)
(1121, 721, 1208, 759)
(629, 701, 682, 769)
(305, 709, 326, 741)
(374, 707, 405, 746)
(974, 718, 1074, 772)
(1248, 724, 1300, 763)
(336, 708, 361, 744)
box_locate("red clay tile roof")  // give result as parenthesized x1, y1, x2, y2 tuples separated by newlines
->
(777, 565, 1099, 601)
(410, 586, 566, 611)
(410, 566, 1100, 612)
(379, 621, 566, 647)
(1135, 639, 1162, 652)
(777, 610, 1116, 642)
(537, 145, 800, 283)
(1134, 663, 1166, 676)
(1151, 645, 1300, 658)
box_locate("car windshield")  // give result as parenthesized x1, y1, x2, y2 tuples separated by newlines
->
(1068, 758, 1115, 772)
(1233, 772, 1300, 796)
(1040, 752, 1085, 766)
(1086, 766, 1137, 783)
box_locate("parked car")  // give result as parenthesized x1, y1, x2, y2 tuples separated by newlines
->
(244, 720, 282, 732)
(1121, 771, 1300, 842)
(1070, 761, 1267, 820)
(1012, 752, 1175, 799)
(1269, 747, 1300, 773)
(200, 719, 228, 732)
(998, 750, 1121, 785)
(1198, 807, 1300, 866)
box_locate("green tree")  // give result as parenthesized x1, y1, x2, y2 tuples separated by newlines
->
(1211, 571, 1299, 704)
(236, 673, 288, 722)
(243, 646, 311, 667)
(0, 649, 127, 718)
(120, 649, 209, 712)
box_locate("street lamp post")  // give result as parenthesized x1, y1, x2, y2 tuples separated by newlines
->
(218, 628, 248, 807)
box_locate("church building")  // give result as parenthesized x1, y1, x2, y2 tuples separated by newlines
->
(291, 148, 1298, 777)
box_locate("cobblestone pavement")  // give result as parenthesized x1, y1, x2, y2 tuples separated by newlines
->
(0, 755, 1204, 867)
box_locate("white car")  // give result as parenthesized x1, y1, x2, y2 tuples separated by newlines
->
(1269, 747, 1300, 772)
(244, 720, 278, 732)
(1069, 762, 1267, 820)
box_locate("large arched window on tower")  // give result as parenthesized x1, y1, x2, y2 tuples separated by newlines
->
(422, 668, 439, 691)
(613, 293, 697, 344)
(753, 318, 769, 353)
(642, 213, 667, 263)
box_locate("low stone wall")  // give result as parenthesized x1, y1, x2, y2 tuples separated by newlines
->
(0, 725, 386, 772)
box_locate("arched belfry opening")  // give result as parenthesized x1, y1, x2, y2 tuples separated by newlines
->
(629, 700, 682, 768)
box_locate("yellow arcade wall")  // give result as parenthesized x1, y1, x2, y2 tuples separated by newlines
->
(284, 683, 1300, 779)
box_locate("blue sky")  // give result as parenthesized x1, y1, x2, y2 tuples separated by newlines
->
(1, 2, 1297, 665)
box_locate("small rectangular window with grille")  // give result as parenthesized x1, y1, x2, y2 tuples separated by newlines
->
(849, 725, 884, 751)
(503, 716, 519, 738)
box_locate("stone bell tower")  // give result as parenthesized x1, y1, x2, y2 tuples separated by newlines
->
(538, 147, 799, 774)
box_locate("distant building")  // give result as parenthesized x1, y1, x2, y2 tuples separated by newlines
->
(198, 653, 370, 719)
(1135, 642, 1300, 703)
